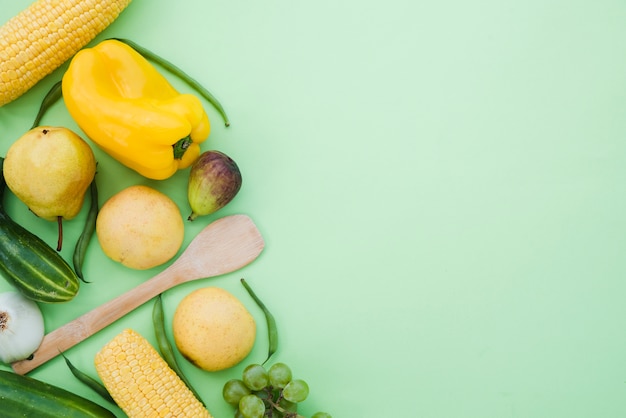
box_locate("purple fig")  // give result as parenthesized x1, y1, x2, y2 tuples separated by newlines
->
(187, 150, 242, 221)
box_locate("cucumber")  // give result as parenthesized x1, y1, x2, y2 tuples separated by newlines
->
(0, 157, 80, 303)
(0, 370, 115, 417)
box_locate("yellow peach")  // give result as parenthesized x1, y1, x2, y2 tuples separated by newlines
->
(96, 185, 184, 270)
(173, 287, 256, 371)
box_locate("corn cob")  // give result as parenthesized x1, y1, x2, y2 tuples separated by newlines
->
(0, 0, 132, 106)
(95, 328, 212, 418)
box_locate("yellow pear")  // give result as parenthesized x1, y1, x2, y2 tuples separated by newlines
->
(3, 126, 96, 250)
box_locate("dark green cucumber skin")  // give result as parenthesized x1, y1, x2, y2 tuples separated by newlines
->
(0, 157, 80, 303)
(0, 370, 116, 417)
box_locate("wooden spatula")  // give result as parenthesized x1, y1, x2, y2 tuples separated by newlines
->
(12, 214, 265, 375)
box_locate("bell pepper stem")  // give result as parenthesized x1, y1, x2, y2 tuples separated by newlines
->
(110, 38, 231, 127)
(173, 136, 193, 160)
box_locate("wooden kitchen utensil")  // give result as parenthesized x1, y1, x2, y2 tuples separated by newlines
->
(12, 214, 265, 375)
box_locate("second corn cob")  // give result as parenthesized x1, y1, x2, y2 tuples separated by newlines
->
(0, 0, 132, 107)
(95, 328, 212, 418)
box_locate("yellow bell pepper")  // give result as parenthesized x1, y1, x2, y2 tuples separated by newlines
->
(62, 39, 210, 180)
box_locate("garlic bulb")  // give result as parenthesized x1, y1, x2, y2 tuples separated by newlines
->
(0, 291, 45, 363)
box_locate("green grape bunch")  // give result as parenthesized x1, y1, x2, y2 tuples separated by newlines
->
(223, 362, 332, 418)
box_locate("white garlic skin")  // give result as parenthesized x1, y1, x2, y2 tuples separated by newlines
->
(0, 291, 45, 364)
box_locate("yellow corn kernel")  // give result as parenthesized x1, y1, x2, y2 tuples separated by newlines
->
(0, 0, 132, 106)
(95, 329, 212, 418)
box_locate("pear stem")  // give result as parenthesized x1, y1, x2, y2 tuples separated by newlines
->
(56, 216, 63, 252)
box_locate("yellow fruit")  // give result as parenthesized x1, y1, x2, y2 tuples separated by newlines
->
(173, 287, 256, 371)
(96, 185, 184, 270)
(3, 126, 96, 221)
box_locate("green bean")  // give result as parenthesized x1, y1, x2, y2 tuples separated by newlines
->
(152, 293, 205, 406)
(31, 80, 63, 129)
(60, 351, 115, 404)
(241, 278, 277, 365)
(111, 38, 230, 127)
(72, 176, 98, 282)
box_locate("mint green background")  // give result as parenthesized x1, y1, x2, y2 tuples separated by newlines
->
(2, 1, 626, 416)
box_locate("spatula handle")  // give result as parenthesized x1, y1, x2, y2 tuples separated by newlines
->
(11, 269, 174, 375)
